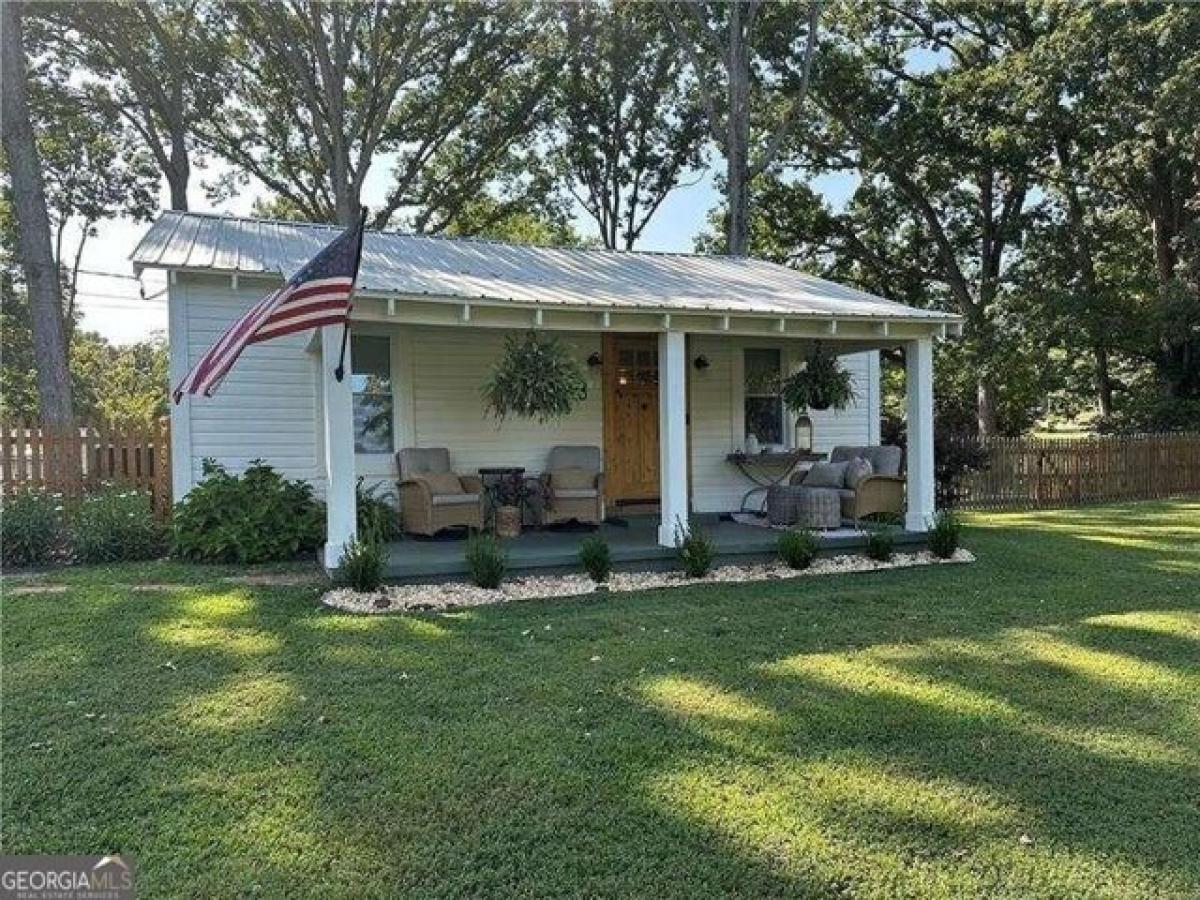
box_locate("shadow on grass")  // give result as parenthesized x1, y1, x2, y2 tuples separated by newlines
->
(3, 502, 1198, 897)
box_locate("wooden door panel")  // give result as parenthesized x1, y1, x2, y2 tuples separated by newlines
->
(604, 335, 660, 503)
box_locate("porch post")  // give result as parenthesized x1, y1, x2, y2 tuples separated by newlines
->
(904, 336, 935, 531)
(658, 330, 689, 546)
(320, 325, 357, 568)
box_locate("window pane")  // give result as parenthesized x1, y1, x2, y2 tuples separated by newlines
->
(744, 348, 780, 395)
(351, 335, 393, 453)
(745, 396, 783, 445)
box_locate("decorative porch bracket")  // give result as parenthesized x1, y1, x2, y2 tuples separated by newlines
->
(658, 331, 689, 547)
(321, 324, 358, 568)
(904, 336, 936, 531)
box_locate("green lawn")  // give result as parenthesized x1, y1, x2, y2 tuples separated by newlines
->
(3, 501, 1198, 899)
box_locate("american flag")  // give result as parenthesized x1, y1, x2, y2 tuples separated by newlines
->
(172, 211, 367, 402)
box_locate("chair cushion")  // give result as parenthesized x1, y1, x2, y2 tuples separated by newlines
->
(431, 492, 480, 507)
(416, 472, 464, 496)
(398, 447, 451, 477)
(547, 445, 601, 473)
(553, 488, 598, 500)
(865, 445, 903, 477)
(844, 457, 874, 490)
(830, 445, 903, 477)
(804, 461, 849, 488)
(552, 467, 595, 490)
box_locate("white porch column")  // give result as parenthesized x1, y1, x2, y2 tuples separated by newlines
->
(320, 325, 357, 568)
(905, 336, 936, 531)
(658, 330, 689, 546)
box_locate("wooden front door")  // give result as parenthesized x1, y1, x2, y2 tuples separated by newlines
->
(603, 334, 659, 503)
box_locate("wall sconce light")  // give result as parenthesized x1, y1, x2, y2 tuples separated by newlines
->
(587, 351, 603, 368)
(693, 354, 710, 371)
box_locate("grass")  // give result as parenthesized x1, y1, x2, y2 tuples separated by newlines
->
(3, 500, 1198, 899)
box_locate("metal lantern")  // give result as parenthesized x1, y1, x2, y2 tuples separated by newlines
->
(793, 414, 814, 451)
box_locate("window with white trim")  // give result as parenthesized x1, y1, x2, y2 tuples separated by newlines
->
(744, 348, 784, 446)
(351, 335, 393, 453)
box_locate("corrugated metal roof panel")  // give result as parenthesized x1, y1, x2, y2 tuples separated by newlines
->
(131, 211, 957, 321)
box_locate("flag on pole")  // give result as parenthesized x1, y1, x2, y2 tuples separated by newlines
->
(173, 209, 368, 403)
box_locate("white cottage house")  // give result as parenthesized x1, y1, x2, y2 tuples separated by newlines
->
(132, 211, 960, 573)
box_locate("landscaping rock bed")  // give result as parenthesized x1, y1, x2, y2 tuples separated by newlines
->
(321, 548, 975, 614)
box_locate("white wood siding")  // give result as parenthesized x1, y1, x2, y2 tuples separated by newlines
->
(171, 280, 878, 512)
(171, 277, 322, 496)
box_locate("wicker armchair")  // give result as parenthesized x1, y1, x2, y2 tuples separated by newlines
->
(539, 445, 605, 526)
(397, 447, 483, 536)
(793, 445, 905, 522)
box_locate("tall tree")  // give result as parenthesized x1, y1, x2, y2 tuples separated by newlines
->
(556, 2, 705, 249)
(37, 0, 223, 211)
(204, 1, 557, 229)
(1043, 3, 1200, 421)
(761, 2, 1047, 436)
(27, 82, 159, 320)
(1, 1, 73, 423)
(662, 0, 822, 256)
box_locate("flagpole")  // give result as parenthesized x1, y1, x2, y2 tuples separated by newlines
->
(334, 206, 369, 382)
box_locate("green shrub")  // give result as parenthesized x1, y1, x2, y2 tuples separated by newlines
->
(578, 536, 612, 582)
(357, 478, 399, 542)
(864, 524, 897, 562)
(173, 459, 324, 563)
(72, 488, 166, 563)
(778, 529, 819, 570)
(338, 536, 387, 592)
(927, 509, 962, 559)
(465, 533, 507, 588)
(1, 491, 64, 567)
(675, 519, 717, 578)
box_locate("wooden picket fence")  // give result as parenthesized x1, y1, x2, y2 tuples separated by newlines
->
(948, 433, 1200, 510)
(0, 419, 172, 519)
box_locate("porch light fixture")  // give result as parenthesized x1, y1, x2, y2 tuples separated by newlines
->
(587, 351, 602, 368)
(693, 354, 710, 371)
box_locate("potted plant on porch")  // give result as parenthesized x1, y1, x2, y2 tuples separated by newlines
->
(779, 344, 856, 413)
(490, 472, 537, 539)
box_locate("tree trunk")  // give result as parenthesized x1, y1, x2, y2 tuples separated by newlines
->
(167, 123, 190, 211)
(725, 2, 750, 256)
(1, 1, 74, 424)
(976, 379, 997, 439)
(1094, 345, 1113, 419)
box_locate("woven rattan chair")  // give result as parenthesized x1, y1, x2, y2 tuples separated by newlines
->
(539, 446, 605, 526)
(397, 448, 483, 536)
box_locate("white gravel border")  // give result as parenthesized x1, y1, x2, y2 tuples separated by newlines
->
(321, 548, 975, 614)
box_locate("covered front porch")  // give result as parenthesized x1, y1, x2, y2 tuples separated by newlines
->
(306, 237, 961, 574)
(317, 319, 947, 573)
(382, 514, 929, 582)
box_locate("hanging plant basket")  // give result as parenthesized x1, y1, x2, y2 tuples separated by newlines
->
(779, 344, 856, 413)
(482, 332, 589, 424)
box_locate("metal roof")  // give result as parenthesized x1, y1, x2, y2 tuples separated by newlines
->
(132, 211, 956, 322)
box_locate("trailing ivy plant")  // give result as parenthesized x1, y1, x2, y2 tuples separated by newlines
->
(779, 344, 856, 412)
(482, 332, 588, 424)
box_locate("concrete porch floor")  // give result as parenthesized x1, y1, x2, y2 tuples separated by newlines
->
(385, 514, 927, 581)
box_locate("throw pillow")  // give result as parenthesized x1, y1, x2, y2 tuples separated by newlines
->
(844, 457, 874, 490)
(803, 461, 849, 488)
(416, 472, 464, 495)
(553, 466, 596, 490)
